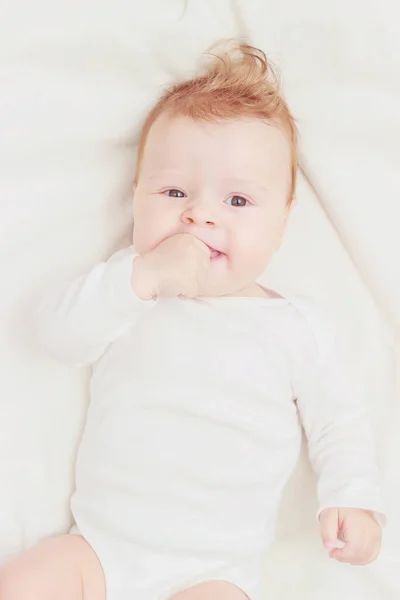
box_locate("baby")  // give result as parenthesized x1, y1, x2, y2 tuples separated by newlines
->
(0, 43, 384, 600)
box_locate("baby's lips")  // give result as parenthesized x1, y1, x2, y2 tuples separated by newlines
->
(201, 241, 225, 257)
(208, 247, 222, 259)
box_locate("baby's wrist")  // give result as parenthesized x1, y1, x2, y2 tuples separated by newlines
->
(131, 256, 158, 300)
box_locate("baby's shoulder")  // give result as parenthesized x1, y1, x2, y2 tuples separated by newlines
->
(283, 294, 338, 362)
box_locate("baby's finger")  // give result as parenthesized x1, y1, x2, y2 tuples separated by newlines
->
(319, 508, 339, 550)
(191, 236, 211, 257)
(330, 541, 370, 565)
(182, 275, 202, 299)
(330, 542, 357, 563)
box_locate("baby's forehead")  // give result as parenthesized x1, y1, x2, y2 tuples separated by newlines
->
(143, 114, 291, 175)
(148, 112, 285, 142)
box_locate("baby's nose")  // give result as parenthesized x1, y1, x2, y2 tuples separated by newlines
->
(181, 203, 216, 227)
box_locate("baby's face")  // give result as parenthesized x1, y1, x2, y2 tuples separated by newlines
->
(133, 114, 292, 296)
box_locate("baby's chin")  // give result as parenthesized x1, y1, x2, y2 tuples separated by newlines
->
(199, 269, 258, 299)
(198, 283, 259, 299)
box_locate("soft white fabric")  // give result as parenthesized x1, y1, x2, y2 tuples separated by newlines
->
(37, 247, 383, 599)
(0, 1, 399, 598)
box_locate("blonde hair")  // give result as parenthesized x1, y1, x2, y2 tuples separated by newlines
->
(135, 41, 298, 204)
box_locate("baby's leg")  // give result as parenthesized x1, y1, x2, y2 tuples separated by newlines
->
(0, 534, 105, 600)
(170, 581, 248, 600)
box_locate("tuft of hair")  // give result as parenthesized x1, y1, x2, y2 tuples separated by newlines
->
(135, 41, 298, 204)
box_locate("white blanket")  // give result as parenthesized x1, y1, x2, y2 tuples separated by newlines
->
(1, 1, 399, 597)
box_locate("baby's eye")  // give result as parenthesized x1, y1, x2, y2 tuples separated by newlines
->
(225, 195, 248, 207)
(164, 189, 185, 198)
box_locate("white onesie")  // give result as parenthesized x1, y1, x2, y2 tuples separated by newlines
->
(37, 247, 384, 600)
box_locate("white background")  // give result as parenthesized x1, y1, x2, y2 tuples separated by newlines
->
(1, 1, 399, 597)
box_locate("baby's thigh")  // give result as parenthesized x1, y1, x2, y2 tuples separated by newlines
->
(170, 581, 249, 600)
(0, 534, 105, 600)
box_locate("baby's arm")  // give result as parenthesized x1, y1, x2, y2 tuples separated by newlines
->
(294, 302, 384, 562)
(36, 247, 145, 365)
(36, 234, 210, 366)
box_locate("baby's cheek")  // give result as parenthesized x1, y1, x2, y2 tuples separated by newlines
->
(229, 241, 270, 282)
(133, 213, 173, 255)
(241, 226, 274, 264)
(133, 217, 157, 254)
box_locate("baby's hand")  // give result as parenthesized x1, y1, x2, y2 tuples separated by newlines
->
(131, 234, 211, 300)
(319, 507, 382, 565)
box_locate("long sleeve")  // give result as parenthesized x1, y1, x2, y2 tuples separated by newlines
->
(36, 246, 148, 366)
(294, 301, 385, 524)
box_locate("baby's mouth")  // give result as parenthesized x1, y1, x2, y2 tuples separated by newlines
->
(207, 246, 225, 260)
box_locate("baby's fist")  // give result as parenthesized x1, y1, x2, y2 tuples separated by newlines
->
(319, 507, 382, 565)
(131, 234, 210, 300)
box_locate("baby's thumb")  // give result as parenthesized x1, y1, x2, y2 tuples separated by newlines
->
(319, 508, 339, 550)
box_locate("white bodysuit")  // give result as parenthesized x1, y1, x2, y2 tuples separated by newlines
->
(38, 247, 383, 600)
